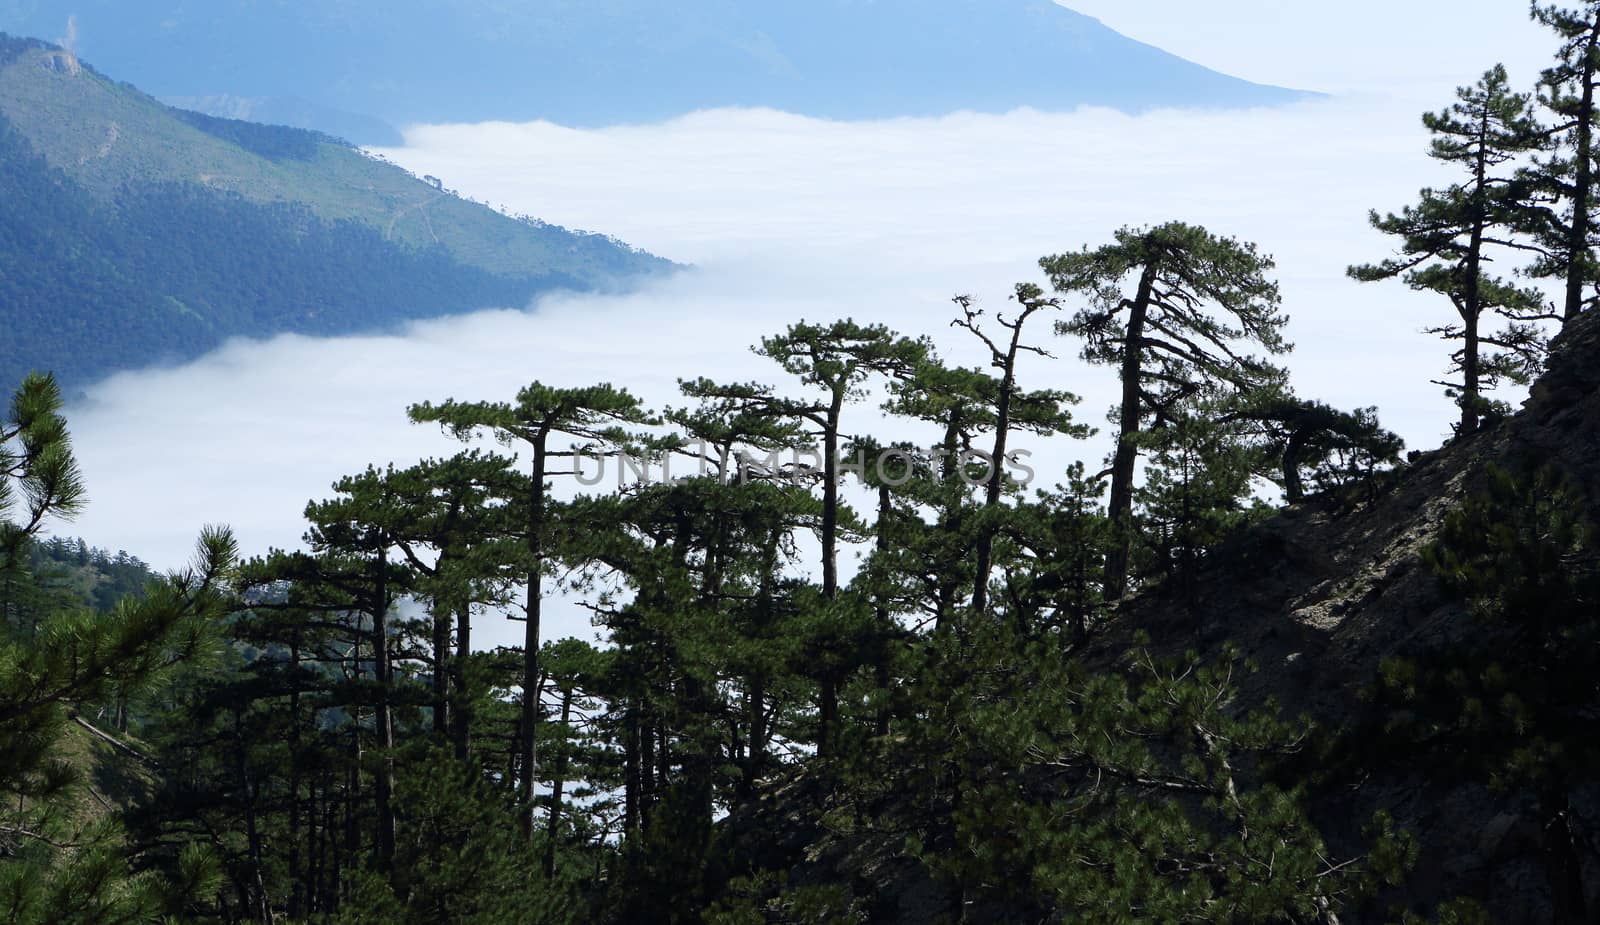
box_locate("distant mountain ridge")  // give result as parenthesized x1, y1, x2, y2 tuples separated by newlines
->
(161, 94, 405, 148)
(0, 1, 1312, 140)
(0, 33, 672, 391)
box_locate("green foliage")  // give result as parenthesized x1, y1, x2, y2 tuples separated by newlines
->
(1400, 897, 1495, 925)
(1045, 221, 1291, 598)
(835, 625, 1409, 923)
(0, 373, 86, 564)
(1379, 463, 1600, 790)
(25, 538, 160, 613)
(1369, 462, 1600, 920)
(0, 374, 236, 923)
(997, 464, 1111, 642)
(1350, 65, 1551, 433)
(1234, 388, 1406, 502)
(1134, 404, 1269, 595)
(0, 820, 167, 925)
(756, 320, 931, 400)
(0, 34, 45, 67)
(706, 875, 867, 925)
(386, 751, 583, 925)
(2, 43, 1524, 907)
(0, 115, 568, 390)
(1046, 221, 1291, 383)
(1525, 3, 1600, 322)
(0, 50, 671, 391)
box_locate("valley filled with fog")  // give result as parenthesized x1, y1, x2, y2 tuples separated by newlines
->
(60, 95, 1519, 646)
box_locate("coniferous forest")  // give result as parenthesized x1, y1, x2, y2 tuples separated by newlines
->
(7, 7, 1600, 925)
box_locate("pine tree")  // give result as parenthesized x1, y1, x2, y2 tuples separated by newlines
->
(1351, 65, 1550, 434)
(1044, 223, 1290, 601)
(950, 286, 1089, 614)
(1, 374, 234, 924)
(301, 466, 420, 872)
(880, 362, 1000, 632)
(1134, 398, 1268, 600)
(916, 633, 1410, 922)
(0, 374, 85, 568)
(996, 463, 1110, 645)
(1235, 390, 1405, 503)
(384, 451, 524, 760)
(410, 383, 657, 836)
(752, 321, 929, 757)
(1527, 2, 1600, 323)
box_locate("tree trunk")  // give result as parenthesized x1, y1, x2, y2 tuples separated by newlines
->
(430, 594, 452, 742)
(741, 529, 779, 800)
(1462, 306, 1482, 435)
(741, 674, 768, 801)
(624, 704, 642, 835)
(683, 675, 717, 856)
(874, 483, 894, 737)
(818, 679, 839, 761)
(972, 340, 1019, 614)
(640, 713, 657, 826)
(519, 440, 548, 838)
(935, 410, 964, 633)
(1282, 430, 1308, 504)
(342, 719, 360, 903)
(313, 782, 329, 914)
(237, 709, 274, 925)
(821, 389, 844, 600)
(542, 686, 573, 876)
(453, 601, 472, 761)
(1462, 106, 1490, 435)
(1104, 264, 1158, 600)
(1540, 787, 1590, 925)
(287, 636, 304, 921)
(1563, 16, 1600, 324)
(815, 390, 846, 760)
(371, 550, 396, 870)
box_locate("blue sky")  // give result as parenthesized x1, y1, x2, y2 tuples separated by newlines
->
(1063, 1, 1552, 98)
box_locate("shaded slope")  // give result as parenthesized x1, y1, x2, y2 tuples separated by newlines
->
(0, 35, 672, 391)
(1113, 309, 1600, 921)
(0, 35, 667, 280)
(717, 311, 1600, 921)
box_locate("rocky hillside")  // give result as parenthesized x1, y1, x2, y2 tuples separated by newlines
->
(721, 309, 1600, 922)
(1113, 296, 1600, 921)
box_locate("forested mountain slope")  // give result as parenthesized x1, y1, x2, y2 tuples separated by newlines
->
(718, 297, 1600, 922)
(0, 34, 671, 391)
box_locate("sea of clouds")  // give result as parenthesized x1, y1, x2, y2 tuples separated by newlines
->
(57, 90, 1550, 646)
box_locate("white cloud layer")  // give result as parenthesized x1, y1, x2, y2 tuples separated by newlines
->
(59, 95, 1534, 647)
